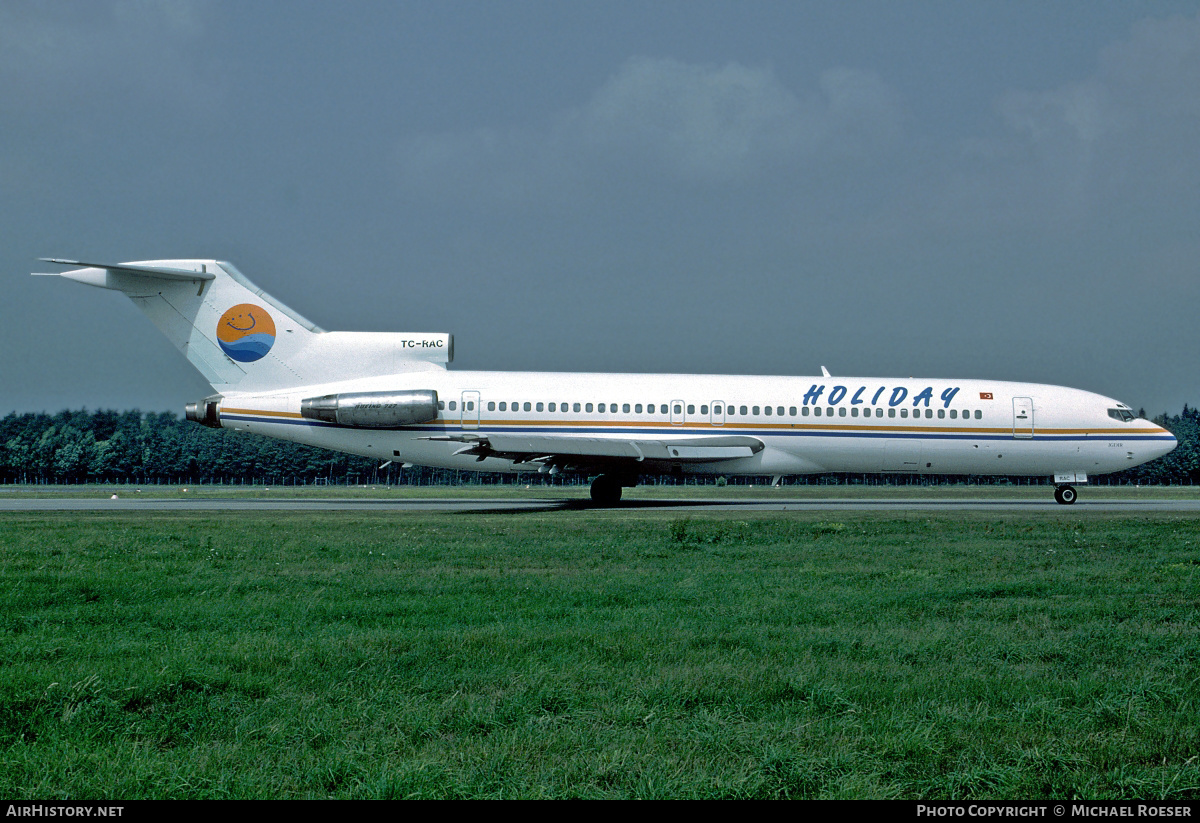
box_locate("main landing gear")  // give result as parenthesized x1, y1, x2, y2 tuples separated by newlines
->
(1054, 485, 1077, 505)
(590, 474, 634, 506)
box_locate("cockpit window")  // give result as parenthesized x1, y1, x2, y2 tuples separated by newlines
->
(1108, 408, 1135, 422)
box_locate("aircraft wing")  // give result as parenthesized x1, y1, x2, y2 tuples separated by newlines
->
(423, 432, 764, 469)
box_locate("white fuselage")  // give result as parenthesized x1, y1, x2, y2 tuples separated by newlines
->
(39, 258, 1177, 493)
(215, 371, 1177, 479)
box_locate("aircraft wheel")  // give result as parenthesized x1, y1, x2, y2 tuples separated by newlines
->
(590, 474, 623, 506)
(1054, 485, 1077, 505)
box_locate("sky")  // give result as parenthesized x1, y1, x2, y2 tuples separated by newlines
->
(3, 0, 1198, 416)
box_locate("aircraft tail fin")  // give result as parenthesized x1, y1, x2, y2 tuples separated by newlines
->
(36, 259, 452, 393)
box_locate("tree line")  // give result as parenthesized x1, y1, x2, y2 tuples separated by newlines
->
(1, 406, 1197, 486)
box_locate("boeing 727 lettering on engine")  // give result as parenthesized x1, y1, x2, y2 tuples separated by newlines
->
(35, 258, 1177, 504)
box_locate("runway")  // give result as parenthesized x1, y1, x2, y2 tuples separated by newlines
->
(1, 495, 1198, 513)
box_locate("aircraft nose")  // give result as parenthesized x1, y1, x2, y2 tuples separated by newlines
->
(1153, 428, 1178, 460)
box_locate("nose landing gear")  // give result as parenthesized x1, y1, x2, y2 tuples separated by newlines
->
(1054, 485, 1077, 505)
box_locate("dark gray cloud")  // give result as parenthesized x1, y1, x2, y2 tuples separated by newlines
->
(3, 2, 1197, 418)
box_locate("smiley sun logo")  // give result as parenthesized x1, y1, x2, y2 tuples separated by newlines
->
(217, 304, 276, 362)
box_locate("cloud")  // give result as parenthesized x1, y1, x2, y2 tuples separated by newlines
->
(572, 58, 819, 182)
(906, 12, 1200, 239)
(993, 14, 1200, 198)
(394, 57, 905, 198)
(0, 0, 219, 119)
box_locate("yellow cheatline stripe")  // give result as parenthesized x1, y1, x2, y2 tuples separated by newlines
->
(220, 407, 304, 419)
(219, 409, 1167, 437)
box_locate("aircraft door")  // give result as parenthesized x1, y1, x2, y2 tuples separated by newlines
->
(461, 391, 480, 430)
(1012, 397, 1034, 439)
(881, 440, 922, 472)
(670, 399, 685, 426)
(710, 401, 726, 426)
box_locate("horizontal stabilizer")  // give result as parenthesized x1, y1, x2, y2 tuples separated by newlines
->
(37, 259, 216, 282)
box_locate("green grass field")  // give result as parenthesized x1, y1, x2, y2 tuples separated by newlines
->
(2, 507, 1199, 798)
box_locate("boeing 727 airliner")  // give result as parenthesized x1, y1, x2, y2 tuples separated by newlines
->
(36, 258, 1177, 504)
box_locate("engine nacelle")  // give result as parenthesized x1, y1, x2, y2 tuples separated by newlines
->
(185, 394, 223, 429)
(300, 390, 439, 428)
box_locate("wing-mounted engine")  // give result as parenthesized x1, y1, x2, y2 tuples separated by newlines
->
(301, 390, 439, 428)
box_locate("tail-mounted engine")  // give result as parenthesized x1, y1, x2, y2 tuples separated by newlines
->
(185, 394, 223, 429)
(300, 390, 439, 428)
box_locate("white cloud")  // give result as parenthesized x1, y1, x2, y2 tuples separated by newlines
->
(0, 0, 218, 118)
(572, 58, 818, 182)
(394, 57, 905, 196)
(920, 12, 1200, 235)
(995, 13, 1200, 188)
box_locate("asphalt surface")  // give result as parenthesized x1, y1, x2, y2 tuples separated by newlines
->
(1, 496, 1198, 513)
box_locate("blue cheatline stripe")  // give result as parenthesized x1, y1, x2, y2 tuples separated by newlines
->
(218, 414, 1174, 442)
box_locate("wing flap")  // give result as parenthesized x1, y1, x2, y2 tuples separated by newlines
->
(425, 433, 763, 465)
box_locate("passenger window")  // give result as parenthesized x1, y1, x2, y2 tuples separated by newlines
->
(598, 403, 606, 413)
(687, 404, 694, 414)
(740, 406, 748, 415)
(635, 404, 643, 413)
(764, 406, 772, 416)
(487, 401, 495, 411)
(467, 401, 474, 411)
(573, 403, 581, 412)
(623, 403, 631, 413)
(449, 401, 457, 411)
(548, 403, 556, 412)
(901, 409, 908, 418)
(753, 406, 760, 415)
(661, 404, 668, 414)
(438, 401, 445, 410)
(851, 408, 859, 417)
(925, 409, 933, 418)
(536, 402, 544, 412)
(701, 405, 709, 415)
(802, 407, 810, 416)
(827, 408, 834, 417)
(777, 407, 784, 416)
(674, 404, 682, 415)
(839, 408, 846, 417)
(814, 407, 822, 417)
(950, 409, 957, 419)
(586, 403, 593, 412)
(524, 402, 532, 412)
(937, 409, 945, 419)
(789, 406, 797, 416)
(974, 410, 981, 419)
(888, 408, 895, 418)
